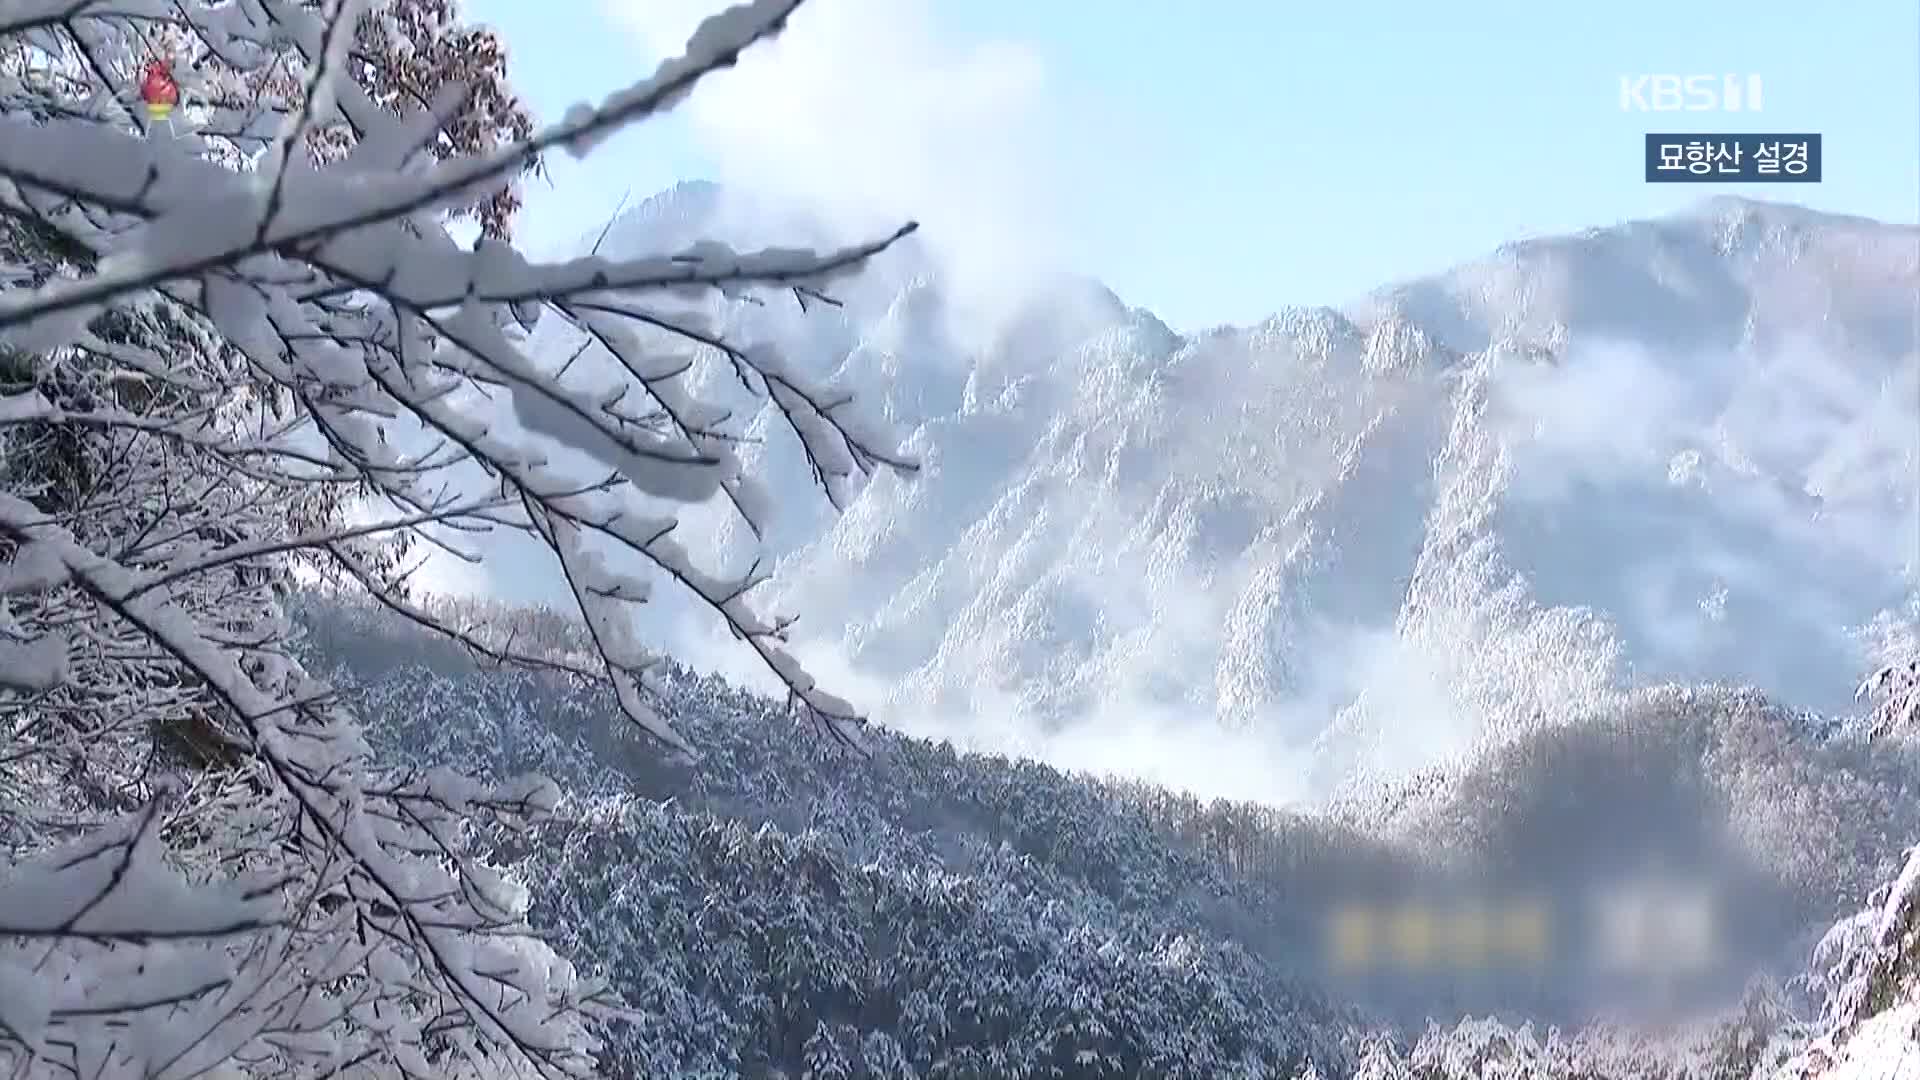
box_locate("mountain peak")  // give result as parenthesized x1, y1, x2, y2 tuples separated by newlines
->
(1679, 193, 1900, 231)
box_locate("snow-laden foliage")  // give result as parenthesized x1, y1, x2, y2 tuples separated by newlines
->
(1858, 656, 1920, 741)
(293, 590, 1920, 1078)
(1795, 840, 1920, 1055)
(1345, 980, 1811, 1080)
(0, 1, 913, 1075)
(1748, 823, 1920, 1076)
(294, 590, 1373, 1078)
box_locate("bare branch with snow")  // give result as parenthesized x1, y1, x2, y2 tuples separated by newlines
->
(0, 0, 916, 1074)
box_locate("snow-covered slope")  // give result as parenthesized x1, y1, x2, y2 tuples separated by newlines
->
(526, 192, 1918, 804)
(292, 588, 1920, 1074)
(291, 591, 1373, 1077)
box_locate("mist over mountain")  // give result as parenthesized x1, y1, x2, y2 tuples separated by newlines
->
(478, 189, 1918, 807)
(282, 189, 1920, 1076)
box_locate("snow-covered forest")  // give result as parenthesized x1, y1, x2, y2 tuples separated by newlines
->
(0, 0, 1917, 1077)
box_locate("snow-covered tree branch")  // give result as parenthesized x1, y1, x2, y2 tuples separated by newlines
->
(0, 0, 916, 1074)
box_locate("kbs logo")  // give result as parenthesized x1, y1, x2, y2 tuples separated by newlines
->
(1619, 74, 1763, 112)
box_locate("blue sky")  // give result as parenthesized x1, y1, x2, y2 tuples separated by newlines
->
(464, 0, 1919, 332)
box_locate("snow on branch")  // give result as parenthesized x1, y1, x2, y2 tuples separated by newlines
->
(0, 0, 917, 743)
(0, 0, 916, 1074)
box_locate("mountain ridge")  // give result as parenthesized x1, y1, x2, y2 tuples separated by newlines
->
(498, 192, 1920, 808)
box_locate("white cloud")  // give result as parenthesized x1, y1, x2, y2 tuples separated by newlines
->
(600, 0, 1063, 312)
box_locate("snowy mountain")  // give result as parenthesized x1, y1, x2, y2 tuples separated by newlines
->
(11, 2, 1912, 1073)
(274, 183, 1920, 1072)
(513, 191, 1918, 805)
